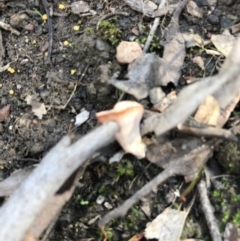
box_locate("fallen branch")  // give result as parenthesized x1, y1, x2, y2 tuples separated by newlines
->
(198, 180, 222, 241)
(0, 122, 119, 241)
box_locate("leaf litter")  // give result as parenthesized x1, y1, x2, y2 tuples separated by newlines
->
(0, 0, 240, 240)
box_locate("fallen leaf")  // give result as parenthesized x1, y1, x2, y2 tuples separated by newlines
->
(111, 53, 161, 99)
(211, 30, 236, 57)
(0, 104, 10, 122)
(186, 1, 202, 18)
(206, 0, 217, 13)
(146, 138, 203, 169)
(25, 95, 47, 119)
(194, 96, 220, 126)
(192, 56, 205, 70)
(144, 207, 190, 240)
(158, 0, 188, 86)
(183, 33, 204, 48)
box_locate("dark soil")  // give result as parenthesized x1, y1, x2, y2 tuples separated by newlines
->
(0, 0, 240, 240)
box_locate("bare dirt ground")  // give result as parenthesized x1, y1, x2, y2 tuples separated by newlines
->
(0, 0, 240, 240)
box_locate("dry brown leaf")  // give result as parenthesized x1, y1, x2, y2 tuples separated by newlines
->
(0, 104, 10, 122)
(25, 95, 47, 119)
(146, 138, 203, 169)
(186, 1, 202, 18)
(192, 56, 205, 70)
(194, 96, 220, 126)
(182, 33, 204, 48)
(211, 30, 236, 57)
(158, 0, 188, 86)
(111, 53, 161, 100)
(123, 0, 180, 18)
(145, 207, 189, 240)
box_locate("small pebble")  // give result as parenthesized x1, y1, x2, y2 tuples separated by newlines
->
(208, 14, 219, 25)
(20, 59, 29, 65)
(104, 202, 113, 209)
(96, 195, 105, 205)
(116, 41, 142, 64)
(24, 24, 34, 31)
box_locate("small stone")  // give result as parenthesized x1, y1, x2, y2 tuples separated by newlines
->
(131, 27, 139, 36)
(42, 28, 48, 34)
(55, 54, 64, 63)
(220, 16, 233, 29)
(95, 38, 110, 51)
(10, 13, 28, 28)
(24, 24, 34, 31)
(96, 195, 105, 205)
(35, 26, 43, 36)
(208, 15, 219, 25)
(104, 202, 113, 209)
(20, 59, 29, 65)
(116, 41, 142, 64)
(97, 64, 109, 83)
(71, 1, 90, 14)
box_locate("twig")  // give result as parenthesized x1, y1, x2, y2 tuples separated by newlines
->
(143, 0, 166, 53)
(99, 166, 171, 226)
(0, 21, 20, 35)
(0, 122, 119, 241)
(41, 0, 53, 63)
(99, 143, 213, 226)
(177, 121, 238, 141)
(50, 64, 89, 110)
(96, 12, 129, 30)
(197, 180, 222, 241)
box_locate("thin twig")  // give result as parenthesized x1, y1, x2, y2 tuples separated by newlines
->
(143, 0, 166, 52)
(197, 180, 222, 241)
(41, 0, 53, 63)
(0, 21, 20, 35)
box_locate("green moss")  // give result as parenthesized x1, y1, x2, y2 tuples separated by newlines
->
(233, 211, 240, 226)
(97, 20, 122, 46)
(216, 141, 240, 174)
(135, 34, 161, 52)
(222, 211, 230, 223)
(116, 160, 134, 177)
